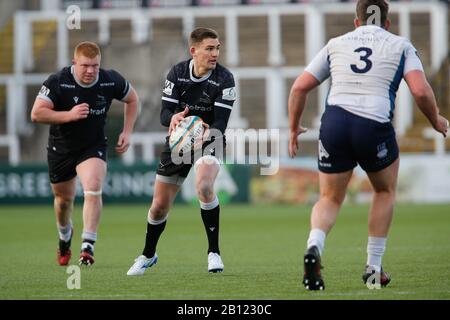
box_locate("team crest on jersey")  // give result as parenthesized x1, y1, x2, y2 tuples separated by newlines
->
(200, 91, 212, 104)
(96, 94, 107, 107)
(222, 87, 236, 101)
(163, 80, 174, 96)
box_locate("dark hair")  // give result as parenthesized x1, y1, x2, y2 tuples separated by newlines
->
(189, 27, 219, 47)
(356, 0, 389, 27)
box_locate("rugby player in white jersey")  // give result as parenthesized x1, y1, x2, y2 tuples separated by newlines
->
(288, 0, 449, 290)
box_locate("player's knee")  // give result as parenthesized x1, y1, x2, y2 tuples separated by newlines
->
(196, 180, 214, 200)
(321, 192, 345, 206)
(54, 196, 74, 212)
(82, 178, 104, 196)
(374, 188, 396, 198)
(150, 202, 170, 220)
(333, 195, 346, 206)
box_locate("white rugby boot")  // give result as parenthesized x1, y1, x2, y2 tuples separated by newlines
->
(208, 252, 224, 273)
(127, 254, 158, 276)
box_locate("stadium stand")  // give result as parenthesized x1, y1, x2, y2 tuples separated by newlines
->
(0, 0, 448, 164)
(60, 0, 450, 8)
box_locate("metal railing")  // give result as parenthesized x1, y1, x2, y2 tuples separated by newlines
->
(3, 2, 448, 163)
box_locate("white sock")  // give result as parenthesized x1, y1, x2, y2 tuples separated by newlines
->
(57, 221, 72, 242)
(307, 228, 326, 256)
(148, 214, 168, 225)
(199, 196, 219, 210)
(81, 231, 97, 242)
(367, 236, 386, 272)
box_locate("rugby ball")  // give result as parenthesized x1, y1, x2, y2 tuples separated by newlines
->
(169, 115, 204, 154)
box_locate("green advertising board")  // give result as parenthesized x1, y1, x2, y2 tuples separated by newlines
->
(0, 162, 249, 204)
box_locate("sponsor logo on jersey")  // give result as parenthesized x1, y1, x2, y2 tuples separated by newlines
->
(39, 85, 50, 96)
(182, 102, 212, 112)
(177, 78, 190, 82)
(163, 80, 174, 96)
(60, 84, 76, 88)
(207, 79, 220, 87)
(100, 82, 115, 87)
(222, 87, 236, 101)
(90, 107, 106, 116)
(73, 96, 79, 103)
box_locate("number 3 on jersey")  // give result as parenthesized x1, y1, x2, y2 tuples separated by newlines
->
(351, 47, 373, 74)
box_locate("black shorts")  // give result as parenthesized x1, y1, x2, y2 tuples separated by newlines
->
(47, 142, 107, 184)
(156, 136, 225, 185)
(318, 106, 399, 174)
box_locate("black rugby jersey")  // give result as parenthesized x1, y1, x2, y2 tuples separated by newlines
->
(160, 59, 236, 134)
(37, 66, 130, 152)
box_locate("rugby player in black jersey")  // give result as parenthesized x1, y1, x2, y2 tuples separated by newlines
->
(127, 28, 236, 276)
(31, 41, 140, 266)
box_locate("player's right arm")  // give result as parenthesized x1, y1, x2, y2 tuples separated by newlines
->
(31, 76, 89, 124)
(31, 98, 89, 124)
(288, 45, 329, 158)
(160, 65, 188, 134)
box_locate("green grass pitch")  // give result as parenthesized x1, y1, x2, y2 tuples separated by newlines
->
(0, 203, 449, 300)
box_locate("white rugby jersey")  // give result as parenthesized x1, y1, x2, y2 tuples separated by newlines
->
(305, 25, 424, 123)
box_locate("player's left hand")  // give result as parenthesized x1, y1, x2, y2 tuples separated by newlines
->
(115, 132, 131, 154)
(434, 115, 449, 138)
(192, 122, 210, 151)
(169, 107, 189, 135)
(288, 126, 308, 158)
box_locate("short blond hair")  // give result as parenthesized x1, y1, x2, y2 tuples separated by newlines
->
(74, 41, 101, 59)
